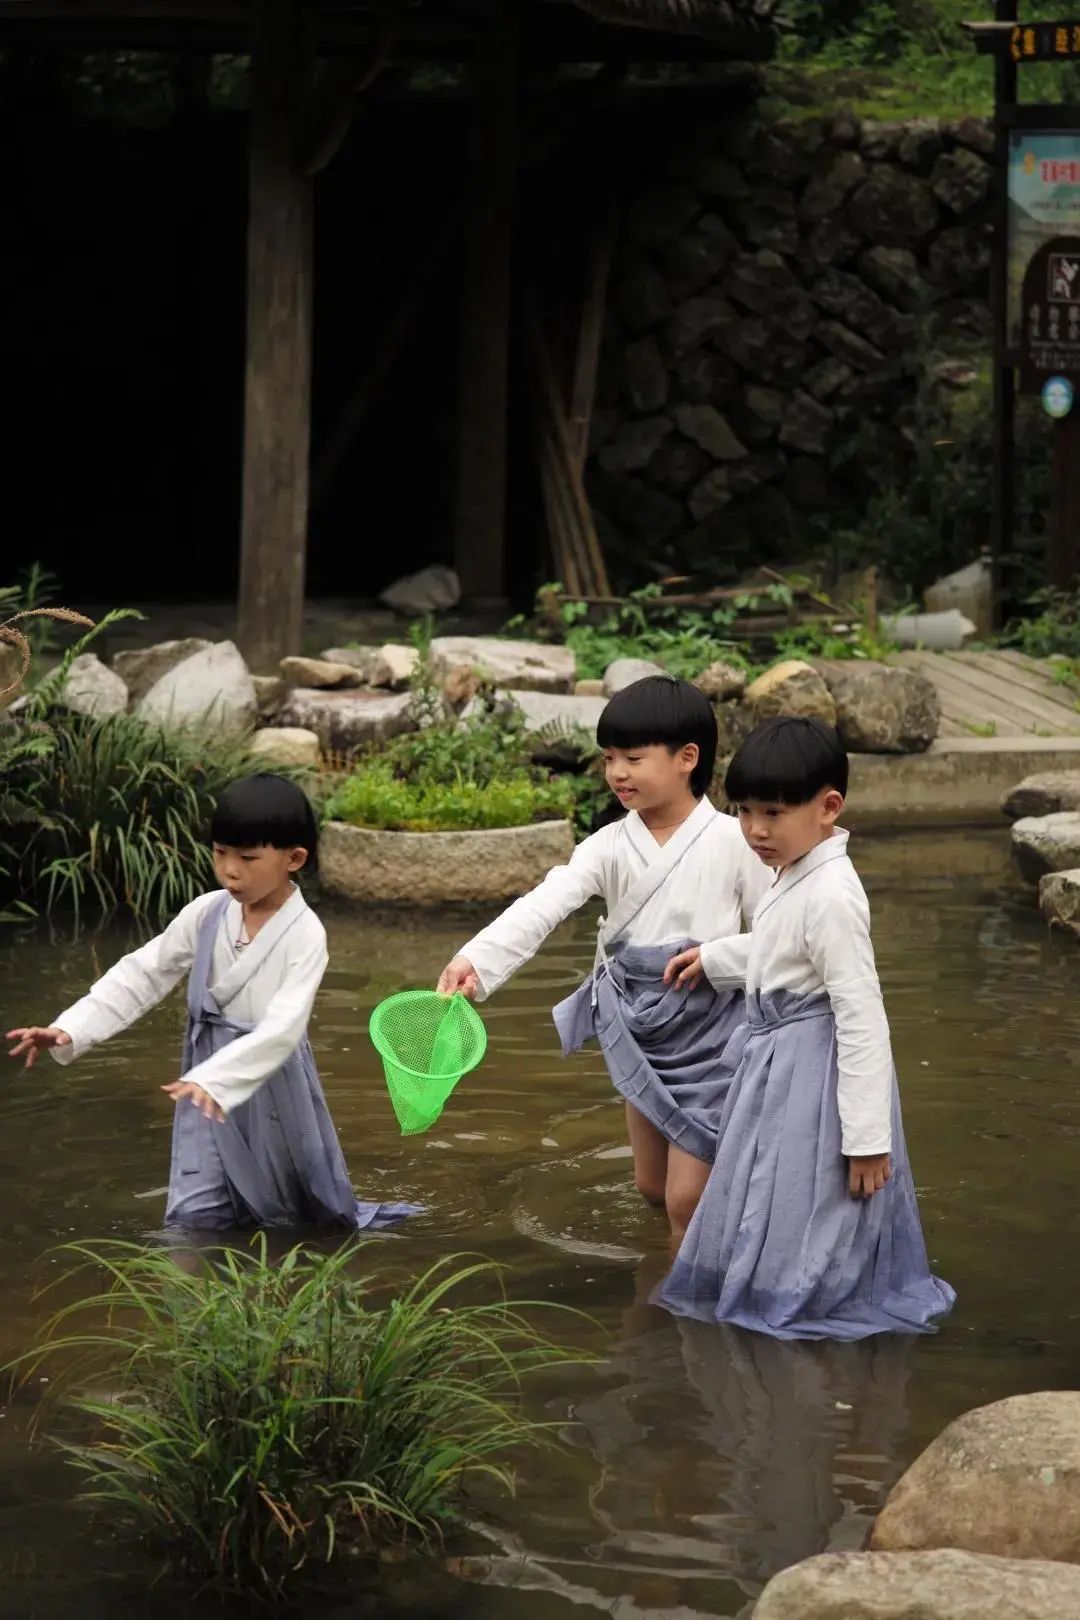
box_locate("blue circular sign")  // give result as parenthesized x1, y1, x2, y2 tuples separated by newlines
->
(1042, 376, 1074, 419)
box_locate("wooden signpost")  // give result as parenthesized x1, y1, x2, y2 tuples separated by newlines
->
(967, 10, 1080, 595)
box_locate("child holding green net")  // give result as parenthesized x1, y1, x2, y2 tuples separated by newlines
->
(437, 675, 768, 1242)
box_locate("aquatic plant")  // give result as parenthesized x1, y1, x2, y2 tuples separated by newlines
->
(13, 1239, 588, 1600)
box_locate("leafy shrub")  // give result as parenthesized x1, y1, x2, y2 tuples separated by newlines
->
(15, 1239, 589, 1600)
(1001, 589, 1080, 661)
(510, 586, 759, 683)
(326, 761, 575, 833)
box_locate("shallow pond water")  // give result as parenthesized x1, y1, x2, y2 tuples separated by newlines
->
(2, 828, 1080, 1617)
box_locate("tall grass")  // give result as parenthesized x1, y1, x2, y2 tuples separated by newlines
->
(14, 1239, 590, 1600)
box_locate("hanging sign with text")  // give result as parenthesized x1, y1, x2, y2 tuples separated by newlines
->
(1020, 235, 1080, 391)
(1008, 133, 1080, 349)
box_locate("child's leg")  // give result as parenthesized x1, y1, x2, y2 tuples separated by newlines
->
(664, 1144, 711, 1245)
(625, 1103, 668, 1208)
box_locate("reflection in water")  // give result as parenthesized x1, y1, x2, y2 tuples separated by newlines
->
(2, 831, 1080, 1616)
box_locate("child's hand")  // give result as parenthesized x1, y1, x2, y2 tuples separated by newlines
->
(6, 1026, 72, 1069)
(663, 947, 703, 990)
(437, 957, 480, 999)
(162, 1080, 226, 1123)
(849, 1154, 892, 1199)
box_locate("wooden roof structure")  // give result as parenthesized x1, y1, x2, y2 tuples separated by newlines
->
(0, 0, 777, 668)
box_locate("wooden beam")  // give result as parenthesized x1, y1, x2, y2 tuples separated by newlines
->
(236, 0, 313, 672)
(566, 196, 618, 479)
(453, 0, 519, 603)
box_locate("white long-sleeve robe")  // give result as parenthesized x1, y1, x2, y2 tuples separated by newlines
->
(699, 830, 893, 1157)
(49, 886, 327, 1114)
(461, 798, 771, 1000)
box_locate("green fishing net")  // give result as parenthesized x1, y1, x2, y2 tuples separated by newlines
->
(369, 990, 487, 1135)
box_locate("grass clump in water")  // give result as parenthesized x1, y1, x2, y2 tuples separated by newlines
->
(13, 1239, 589, 1600)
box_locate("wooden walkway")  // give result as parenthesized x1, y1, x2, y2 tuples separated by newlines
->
(892, 649, 1080, 738)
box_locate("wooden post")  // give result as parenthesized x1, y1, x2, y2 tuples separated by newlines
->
(236, 0, 313, 672)
(453, 1, 519, 605)
(1048, 413, 1080, 590)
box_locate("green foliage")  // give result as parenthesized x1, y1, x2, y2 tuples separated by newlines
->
(0, 562, 64, 664)
(0, 611, 269, 928)
(326, 624, 578, 833)
(14, 1239, 589, 1600)
(326, 762, 575, 833)
(773, 0, 1080, 120)
(772, 615, 899, 663)
(1001, 589, 1080, 661)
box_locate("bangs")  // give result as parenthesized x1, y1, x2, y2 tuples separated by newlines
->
(725, 716, 848, 806)
(596, 675, 717, 798)
(211, 773, 319, 863)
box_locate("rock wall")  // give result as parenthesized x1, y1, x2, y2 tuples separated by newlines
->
(589, 110, 994, 585)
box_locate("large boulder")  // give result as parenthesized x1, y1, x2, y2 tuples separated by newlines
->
(1002, 771, 1080, 822)
(814, 661, 939, 753)
(1011, 813, 1080, 884)
(252, 674, 286, 719)
(137, 641, 257, 736)
(112, 637, 213, 707)
(602, 658, 664, 696)
(430, 636, 575, 694)
(492, 690, 606, 763)
(249, 727, 321, 769)
(276, 689, 414, 754)
(321, 820, 576, 907)
(379, 564, 460, 617)
(1039, 870, 1080, 936)
(279, 656, 363, 691)
(754, 1549, 1080, 1619)
(58, 653, 128, 719)
(870, 1391, 1080, 1563)
(745, 660, 837, 726)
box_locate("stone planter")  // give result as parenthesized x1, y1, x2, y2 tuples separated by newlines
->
(320, 819, 576, 906)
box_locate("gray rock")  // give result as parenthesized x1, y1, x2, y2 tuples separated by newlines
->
(746, 660, 837, 725)
(929, 225, 992, 293)
(802, 216, 864, 271)
(1040, 869, 1080, 936)
(829, 108, 862, 147)
(850, 168, 940, 245)
(1002, 771, 1080, 821)
(732, 384, 786, 444)
(574, 679, 605, 697)
(858, 245, 928, 312)
(744, 121, 822, 182)
(803, 356, 852, 401)
(249, 727, 321, 768)
(754, 1548, 1080, 1620)
(586, 469, 684, 544)
(674, 404, 749, 460)
(779, 392, 833, 456)
(725, 450, 784, 495)
(599, 415, 673, 475)
(623, 336, 668, 413)
(721, 318, 809, 388)
(950, 115, 995, 157)
(860, 121, 906, 161)
(694, 660, 746, 701)
(870, 1392, 1080, 1565)
(665, 294, 734, 356)
(696, 151, 747, 200)
(112, 637, 213, 707)
(602, 657, 665, 697)
(673, 351, 736, 407)
(320, 645, 417, 690)
(321, 820, 576, 907)
(733, 188, 800, 255)
(502, 690, 607, 762)
(58, 654, 129, 719)
(661, 213, 737, 298)
(688, 468, 735, 522)
(429, 636, 576, 694)
(277, 689, 415, 754)
(138, 641, 257, 736)
(1011, 812, 1080, 884)
(725, 250, 806, 322)
(814, 661, 939, 753)
(898, 118, 945, 172)
(379, 564, 460, 617)
(252, 674, 286, 718)
(800, 150, 865, 222)
(627, 182, 699, 248)
(279, 656, 363, 690)
(616, 261, 671, 332)
(647, 435, 711, 494)
(811, 267, 897, 341)
(931, 148, 992, 214)
(816, 319, 887, 371)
